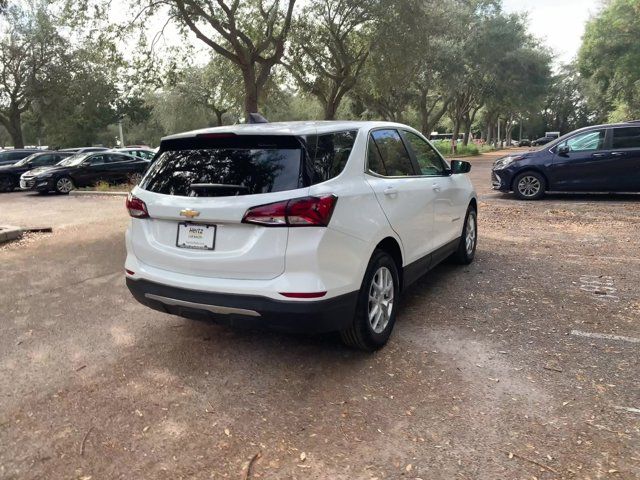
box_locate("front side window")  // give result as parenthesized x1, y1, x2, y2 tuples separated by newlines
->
(612, 127, 640, 149)
(559, 130, 606, 153)
(307, 130, 357, 184)
(368, 129, 415, 176)
(403, 131, 447, 175)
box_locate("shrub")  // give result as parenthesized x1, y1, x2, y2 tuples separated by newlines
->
(433, 140, 480, 157)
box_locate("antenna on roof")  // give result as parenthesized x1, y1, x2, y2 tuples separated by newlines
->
(248, 113, 269, 124)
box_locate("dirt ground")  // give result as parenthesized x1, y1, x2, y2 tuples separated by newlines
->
(0, 151, 638, 480)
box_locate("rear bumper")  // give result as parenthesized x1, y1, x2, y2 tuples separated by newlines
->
(126, 277, 358, 333)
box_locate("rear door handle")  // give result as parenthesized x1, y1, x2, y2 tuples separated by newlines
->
(611, 152, 626, 157)
(383, 187, 398, 196)
(432, 183, 441, 192)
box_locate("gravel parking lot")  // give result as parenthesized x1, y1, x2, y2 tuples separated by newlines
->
(1, 151, 638, 479)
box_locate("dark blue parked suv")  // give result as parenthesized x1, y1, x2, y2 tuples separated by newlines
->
(492, 121, 640, 200)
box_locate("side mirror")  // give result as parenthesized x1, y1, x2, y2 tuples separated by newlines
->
(557, 145, 570, 155)
(450, 160, 471, 174)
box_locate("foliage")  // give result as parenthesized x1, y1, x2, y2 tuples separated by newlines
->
(285, 0, 374, 120)
(432, 140, 486, 157)
(578, 0, 640, 120)
(169, 55, 243, 126)
(155, 0, 297, 118)
(0, 1, 69, 147)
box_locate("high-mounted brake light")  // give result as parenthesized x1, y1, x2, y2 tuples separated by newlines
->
(126, 193, 149, 218)
(242, 195, 338, 227)
(196, 132, 237, 139)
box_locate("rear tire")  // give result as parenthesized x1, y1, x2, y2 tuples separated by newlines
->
(452, 205, 477, 265)
(340, 249, 399, 351)
(513, 171, 546, 200)
(54, 176, 74, 194)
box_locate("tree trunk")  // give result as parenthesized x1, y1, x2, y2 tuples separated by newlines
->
(241, 67, 259, 120)
(418, 92, 430, 136)
(324, 101, 338, 121)
(462, 115, 472, 146)
(213, 108, 225, 126)
(5, 110, 24, 148)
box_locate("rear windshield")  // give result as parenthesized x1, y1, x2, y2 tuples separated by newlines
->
(141, 131, 358, 197)
(141, 147, 303, 197)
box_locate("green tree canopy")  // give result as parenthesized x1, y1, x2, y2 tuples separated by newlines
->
(578, 0, 640, 119)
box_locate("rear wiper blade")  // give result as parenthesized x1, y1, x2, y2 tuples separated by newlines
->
(190, 183, 249, 191)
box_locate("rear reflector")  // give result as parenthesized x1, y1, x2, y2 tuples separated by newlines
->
(242, 195, 337, 227)
(125, 269, 135, 275)
(279, 291, 327, 299)
(126, 193, 149, 218)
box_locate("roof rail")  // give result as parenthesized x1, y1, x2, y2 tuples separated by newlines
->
(626, 119, 640, 123)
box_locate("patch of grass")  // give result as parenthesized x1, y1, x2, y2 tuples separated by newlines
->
(78, 181, 136, 192)
(433, 140, 495, 157)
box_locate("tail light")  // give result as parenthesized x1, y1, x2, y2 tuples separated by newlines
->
(126, 193, 149, 218)
(242, 195, 337, 227)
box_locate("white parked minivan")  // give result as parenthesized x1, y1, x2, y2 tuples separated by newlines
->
(125, 121, 477, 350)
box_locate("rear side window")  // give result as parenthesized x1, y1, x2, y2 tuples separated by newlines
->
(368, 129, 415, 176)
(142, 146, 303, 197)
(612, 127, 640, 149)
(306, 130, 357, 184)
(31, 154, 56, 167)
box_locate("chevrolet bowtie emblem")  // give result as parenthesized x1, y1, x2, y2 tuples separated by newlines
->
(180, 209, 200, 218)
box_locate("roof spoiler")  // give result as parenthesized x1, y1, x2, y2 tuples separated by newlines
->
(248, 113, 269, 124)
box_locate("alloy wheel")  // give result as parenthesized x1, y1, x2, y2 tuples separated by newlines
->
(465, 211, 477, 256)
(56, 177, 74, 193)
(517, 175, 541, 198)
(368, 266, 394, 334)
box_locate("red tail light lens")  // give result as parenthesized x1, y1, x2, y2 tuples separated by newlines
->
(242, 195, 337, 227)
(126, 193, 149, 218)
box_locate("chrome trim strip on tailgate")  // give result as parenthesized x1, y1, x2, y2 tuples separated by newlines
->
(144, 293, 261, 317)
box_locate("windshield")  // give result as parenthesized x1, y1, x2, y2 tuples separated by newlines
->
(57, 153, 90, 167)
(14, 153, 40, 167)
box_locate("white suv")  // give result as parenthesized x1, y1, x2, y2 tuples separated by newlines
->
(125, 121, 477, 350)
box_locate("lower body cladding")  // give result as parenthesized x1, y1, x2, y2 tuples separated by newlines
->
(126, 277, 358, 333)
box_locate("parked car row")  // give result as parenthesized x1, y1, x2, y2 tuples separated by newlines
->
(0, 147, 156, 193)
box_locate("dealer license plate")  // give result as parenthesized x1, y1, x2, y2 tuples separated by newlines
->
(176, 223, 216, 250)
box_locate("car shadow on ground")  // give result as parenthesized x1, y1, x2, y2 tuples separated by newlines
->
(147, 256, 466, 370)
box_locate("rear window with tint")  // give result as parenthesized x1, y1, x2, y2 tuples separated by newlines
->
(141, 148, 303, 197)
(612, 127, 640, 149)
(306, 130, 358, 184)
